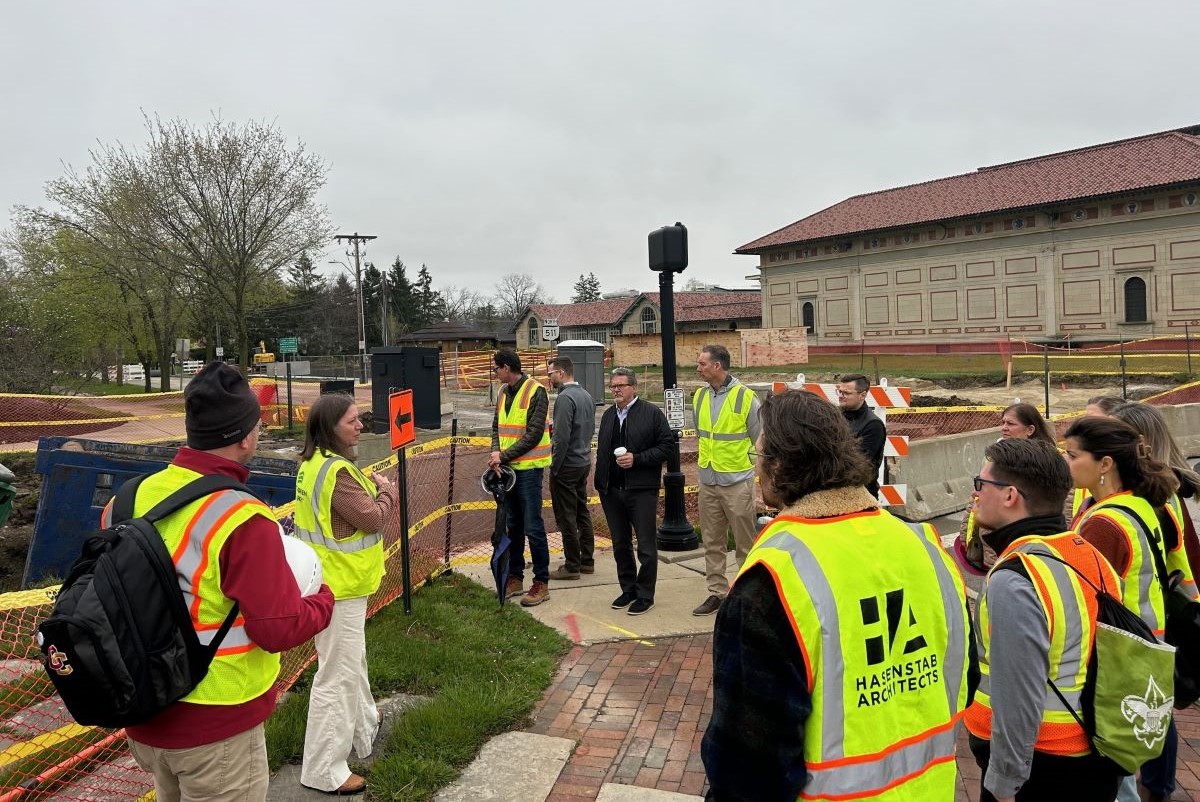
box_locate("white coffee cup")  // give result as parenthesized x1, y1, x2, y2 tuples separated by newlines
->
(613, 447, 628, 457)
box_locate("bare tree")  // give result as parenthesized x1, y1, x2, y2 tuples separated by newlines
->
(438, 284, 482, 322)
(494, 272, 547, 320)
(34, 114, 333, 369)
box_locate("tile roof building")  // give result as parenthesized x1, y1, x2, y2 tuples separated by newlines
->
(514, 290, 761, 349)
(739, 125, 1200, 345)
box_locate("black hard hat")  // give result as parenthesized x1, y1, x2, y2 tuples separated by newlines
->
(480, 464, 517, 496)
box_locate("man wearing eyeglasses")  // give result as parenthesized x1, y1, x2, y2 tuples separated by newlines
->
(963, 438, 1124, 802)
(546, 356, 597, 581)
(692, 344, 761, 617)
(593, 367, 675, 616)
(489, 349, 553, 607)
(836, 373, 887, 498)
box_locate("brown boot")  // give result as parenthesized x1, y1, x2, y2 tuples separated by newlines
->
(504, 577, 524, 599)
(520, 580, 550, 607)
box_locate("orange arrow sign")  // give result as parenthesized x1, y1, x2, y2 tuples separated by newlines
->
(389, 390, 415, 449)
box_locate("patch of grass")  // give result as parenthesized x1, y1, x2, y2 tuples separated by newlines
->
(266, 574, 570, 801)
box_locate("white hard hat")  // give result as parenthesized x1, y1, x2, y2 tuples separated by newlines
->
(280, 534, 323, 597)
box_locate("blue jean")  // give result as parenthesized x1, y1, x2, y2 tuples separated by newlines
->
(1138, 718, 1177, 797)
(505, 467, 549, 584)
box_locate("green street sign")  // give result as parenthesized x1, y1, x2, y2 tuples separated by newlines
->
(279, 337, 299, 354)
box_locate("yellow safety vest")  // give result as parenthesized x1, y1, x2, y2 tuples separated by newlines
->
(739, 509, 969, 800)
(497, 377, 551, 470)
(1071, 488, 1089, 519)
(694, 383, 754, 473)
(965, 532, 1120, 756)
(1073, 491, 1167, 636)
(294, 451, 385, 600)
(103, 464, 281, 705)
(1163, 494, 1199, 600)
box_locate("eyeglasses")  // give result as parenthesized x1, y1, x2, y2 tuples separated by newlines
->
(836, 389, 864, 398)
(973, 475, 1025, 497)
(491, 365, 502, 373)
(610, 383, 631, 390)
(747, 448, 774, 460)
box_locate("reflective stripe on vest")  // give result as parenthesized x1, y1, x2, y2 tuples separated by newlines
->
(131, 465, 281, 704)
(741, 510, 968, 799)
(965, 532, 1118, 756)
(294, 452, 385, 600)
(497, 378, 551, 469)
(292, 456, 382, 553)
(1075, 493, 1166, 636)
(1164, 495, 1199, 600)
(693, 383, 753, 472)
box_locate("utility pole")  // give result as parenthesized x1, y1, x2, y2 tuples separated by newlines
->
(379, 266, 390, 346)
(335, 232, 377, 384)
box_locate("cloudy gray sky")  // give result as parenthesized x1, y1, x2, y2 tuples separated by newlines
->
(3, 1, 1198, 303)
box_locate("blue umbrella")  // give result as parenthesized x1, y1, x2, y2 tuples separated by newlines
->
(482, 465, 517, 608)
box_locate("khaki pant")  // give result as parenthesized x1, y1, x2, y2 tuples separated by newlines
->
(698, 479, 758, 598)
(302, 596, 379, 791)
(129, 723, 268, 802)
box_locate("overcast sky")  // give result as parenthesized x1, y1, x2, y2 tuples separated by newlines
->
(4, 1, 1198, 303)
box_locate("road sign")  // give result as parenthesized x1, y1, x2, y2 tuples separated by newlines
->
(541, 318, 559, 341)
(389, 389, 416, 449)
(663, 388, 686, 431)
(279, 337, 299, 355)
(215, 346, 224, 357)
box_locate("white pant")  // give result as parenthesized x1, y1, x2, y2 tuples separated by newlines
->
(300, 596, 378, 791)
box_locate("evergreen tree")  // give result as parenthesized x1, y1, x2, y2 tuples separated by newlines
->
(362, 261, 384, 346)
(415, 264, 447, 326)
(387, 257, 419, 336)
(572, 272, 602, 303)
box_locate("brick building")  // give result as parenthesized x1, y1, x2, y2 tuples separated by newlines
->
(738, 125, 1200, 346)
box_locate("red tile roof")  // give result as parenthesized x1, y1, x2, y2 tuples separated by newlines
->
(642, 291, 762, 323)
(526, 297, 639, 327)
(737, 125, 1200, 253)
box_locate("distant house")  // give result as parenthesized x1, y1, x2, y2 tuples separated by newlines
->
(738, 124, 1200, 345)
(513, 290, 762, 349)
(397, 321, 503, 355)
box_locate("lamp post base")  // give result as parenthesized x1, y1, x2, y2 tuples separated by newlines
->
(657, 470, 697, 551)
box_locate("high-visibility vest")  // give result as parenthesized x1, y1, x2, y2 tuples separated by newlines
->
(1163, 494, 1199, 600)
(496, 377, 551, 470)
(694, 383, 754, 473)
(294, 451, 385, 600)
(103, 464, 281, 705)
(1071, 488, 1089, 519)
(739, 509, 969, 800)
(1073, 491, 1167, 636)
(965, 532, 1121, 756)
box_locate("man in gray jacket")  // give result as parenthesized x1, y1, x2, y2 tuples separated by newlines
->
(548, 356, 597, 580)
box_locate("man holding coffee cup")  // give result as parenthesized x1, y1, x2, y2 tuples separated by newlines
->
(593, 367, 676, 615)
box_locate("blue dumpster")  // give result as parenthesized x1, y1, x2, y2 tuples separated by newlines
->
(25, 437, 299, 589)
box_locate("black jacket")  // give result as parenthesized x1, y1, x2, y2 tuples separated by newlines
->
(842, 403, 886, 494)
(593, 398, 676, 493)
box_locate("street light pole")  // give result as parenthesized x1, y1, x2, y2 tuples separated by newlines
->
(335, 232, 377, 384)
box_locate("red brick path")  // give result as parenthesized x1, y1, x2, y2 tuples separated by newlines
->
(530, 634, 1200, 802)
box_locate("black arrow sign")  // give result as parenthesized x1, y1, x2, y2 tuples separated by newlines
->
(395, 409, 412, 431)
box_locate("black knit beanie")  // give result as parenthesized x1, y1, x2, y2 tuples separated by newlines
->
(184, 362, 262, 450)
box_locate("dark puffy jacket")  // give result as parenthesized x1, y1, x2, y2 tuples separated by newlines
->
(593, 399, 676, 493)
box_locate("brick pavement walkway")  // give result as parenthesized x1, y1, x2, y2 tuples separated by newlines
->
(529, 633, 1200, 802)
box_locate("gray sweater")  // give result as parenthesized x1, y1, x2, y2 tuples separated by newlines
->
(551, 382, 595, 473)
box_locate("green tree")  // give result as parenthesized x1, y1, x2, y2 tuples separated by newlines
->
(36, 114, 333, 371)
(387, 257, 420, 336)
(572, 272, 601, 303)
(415, 264, 446, 327)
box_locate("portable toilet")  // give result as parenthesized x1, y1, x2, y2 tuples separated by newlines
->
(555, 340, 606, 404)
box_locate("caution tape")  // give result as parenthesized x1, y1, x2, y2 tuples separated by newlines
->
(888, 405, 1008, 414)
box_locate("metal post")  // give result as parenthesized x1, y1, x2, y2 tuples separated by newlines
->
(1120, 337, 1128, 400)
(444, 418, 458, 567)
(655, 264, 696, 550)
(1187, 324, 1193, 375)
(1042, 343, 1051, 420)
(397, 446, 413, 614)
(286, 361, 294, 432)
(335, 233, 377, 384)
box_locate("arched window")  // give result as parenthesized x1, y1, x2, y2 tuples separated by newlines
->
(1124, 277, 1148, 323)
(528, 318, 539, 345)
(641, 307, 657, 335)
(802, 302, 815, 333)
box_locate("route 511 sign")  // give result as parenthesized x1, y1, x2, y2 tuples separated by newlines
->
(541, 318, 559, 341)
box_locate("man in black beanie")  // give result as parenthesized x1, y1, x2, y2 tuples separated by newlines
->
(105, 362, 334, 801)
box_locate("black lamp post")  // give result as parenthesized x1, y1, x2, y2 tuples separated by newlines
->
(649, 222, 698, 550)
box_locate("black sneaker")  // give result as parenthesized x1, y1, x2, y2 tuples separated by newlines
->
(692, 595, 723, 616)
(611, 592, 636, 609)
(627, 599, 654, 616)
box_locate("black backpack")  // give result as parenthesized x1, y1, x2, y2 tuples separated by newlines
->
(37, 473, 247, 728)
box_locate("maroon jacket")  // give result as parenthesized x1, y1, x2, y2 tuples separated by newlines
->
(126, 448, 334, 748)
